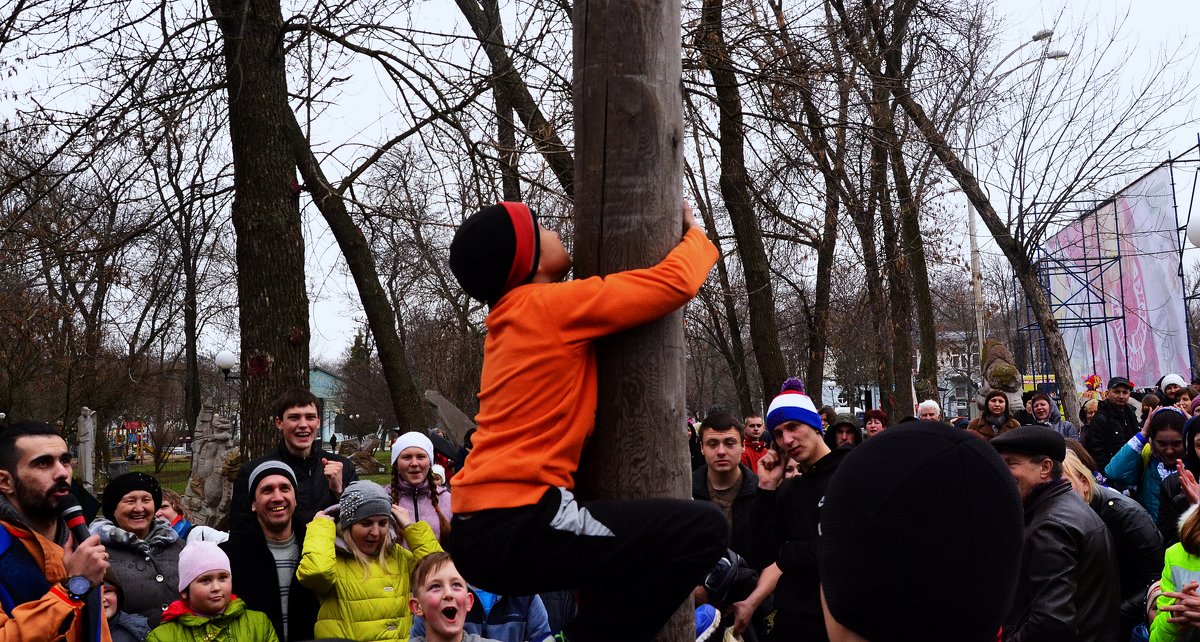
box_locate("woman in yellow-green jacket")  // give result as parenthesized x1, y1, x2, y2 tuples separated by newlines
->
(297, 480, 442, 641)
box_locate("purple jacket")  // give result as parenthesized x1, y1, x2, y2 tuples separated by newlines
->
(394, 479, 452, 543)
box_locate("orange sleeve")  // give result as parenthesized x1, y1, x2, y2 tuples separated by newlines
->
(539, 227, 717, 342)
(0, 586, 93, 642)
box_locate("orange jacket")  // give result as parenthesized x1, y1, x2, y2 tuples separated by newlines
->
(0, 519, 111, 642)
(452, 227, 718, 513)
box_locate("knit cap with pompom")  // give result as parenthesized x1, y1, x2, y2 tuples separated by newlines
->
(765, 377, 823, 435)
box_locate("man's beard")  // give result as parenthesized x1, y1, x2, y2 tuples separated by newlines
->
(14, 475, 69, 521)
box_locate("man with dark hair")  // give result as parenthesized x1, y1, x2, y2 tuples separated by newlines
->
(693, 411, 760, 565)
(230, 388, 357, 533)
(221, 460, 319, 641)
(1083, 376, 1140, 471)
(0, 421, 111, 640)
(992, 426, 1119, 641)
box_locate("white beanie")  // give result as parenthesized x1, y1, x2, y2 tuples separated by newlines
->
(1162, 374, 1187, 391)
(391, 432, 435, 465)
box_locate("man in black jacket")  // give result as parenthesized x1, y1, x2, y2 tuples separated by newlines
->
(1083, 376, 1140, 472)
(230, 388, 357, 534)
(728, 381, 845, 641)
(993, 426, 1119, 642)
(691, 411, 761, 568)
(220, 460, 319, 641)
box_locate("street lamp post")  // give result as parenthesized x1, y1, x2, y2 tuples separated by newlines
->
(963, 30, 1068, 414)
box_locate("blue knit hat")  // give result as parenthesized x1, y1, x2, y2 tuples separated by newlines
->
(766, 377, 823, 435)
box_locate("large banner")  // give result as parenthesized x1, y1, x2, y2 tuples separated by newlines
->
(1041, 165, 1188, 389)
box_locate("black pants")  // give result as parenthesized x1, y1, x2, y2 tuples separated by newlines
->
(448, 486, 728, 642)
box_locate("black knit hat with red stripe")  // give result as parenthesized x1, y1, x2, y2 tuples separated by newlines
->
(449, 202, 541, 305)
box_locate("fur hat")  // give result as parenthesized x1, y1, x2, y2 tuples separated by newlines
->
(449, 202, 541, 305)
(247, 459, 298, 497)
(177, 541, 231, 592)
(391, 432, 435, 466)
(819, 421, 1023, 641)
(766, 378, 823, 435)
(337, 480, 392, 529)
(1163, 374, 1188, 391)
(102, 472, 162, 520)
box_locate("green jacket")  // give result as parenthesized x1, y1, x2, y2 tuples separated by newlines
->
(297, 516, 442, 641)
(146, 597, 279, 642)
(1151, 542, 1200, 642)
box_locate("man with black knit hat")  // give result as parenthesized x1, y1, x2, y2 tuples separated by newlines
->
(992, 425, 1120, 641)
(221, 460, 319, 641)
(818, 420, 1024, 641)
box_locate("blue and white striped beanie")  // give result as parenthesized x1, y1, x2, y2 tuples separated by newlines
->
(766, 377, 824, 435)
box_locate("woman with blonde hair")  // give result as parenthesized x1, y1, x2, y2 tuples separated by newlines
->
(1063, 449, 1163, 639)
(297, 480, 441, 640)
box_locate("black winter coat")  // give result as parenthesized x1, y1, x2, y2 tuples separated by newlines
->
(229, 443, 357, 534)
(692, 464, 763, 569)
(1083, 400, 1139, 472)
(220, 517, 319, 642)
(1005, 479, 1120, 642)
(749, 447, 849, 642)
(1160, 472, 1192, 548)
(1090, 485, 1163, 637)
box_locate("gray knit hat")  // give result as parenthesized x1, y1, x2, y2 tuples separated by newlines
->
(337, 480, 392, 529)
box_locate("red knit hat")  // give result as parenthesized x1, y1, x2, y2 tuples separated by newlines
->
(449, 202, 541, 305)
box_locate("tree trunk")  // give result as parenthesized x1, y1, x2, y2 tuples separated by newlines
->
(482, 0, 521, 202)
(570, 2, 692, 640)
(697, 0, 787, 405)
(284, 113, 431, 435)
(804, 185, 839, 405)
(882, 71, 1082, 425)
(211, 0, 311, 459)
(454, 0, 575, 197)
(696, 199, 754, 416)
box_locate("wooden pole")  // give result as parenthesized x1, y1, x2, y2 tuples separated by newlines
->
(573, 2, 692, 641)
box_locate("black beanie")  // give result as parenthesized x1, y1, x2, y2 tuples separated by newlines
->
(449, 202, 541, 305)
(818, 420, 1024, 641)
(102, 472, 162, 520)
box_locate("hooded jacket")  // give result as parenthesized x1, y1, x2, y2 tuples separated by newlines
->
(1032, 405, 1080, 440)
(392, 479, 452, 544)
(1105, 434, 1172, 522)
(109, 610, 151, 642)
(89, 517, 184, 627)
(296, 515, 442, 641)
(146, 597, 278, 642)
(0, 495, 111, 642)
(1005, 479, 1119, 642)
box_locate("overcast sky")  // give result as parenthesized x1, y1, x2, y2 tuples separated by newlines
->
(214, 1, 1197, 362)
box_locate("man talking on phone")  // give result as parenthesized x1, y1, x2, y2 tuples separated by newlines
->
(727, 378, 849, 642)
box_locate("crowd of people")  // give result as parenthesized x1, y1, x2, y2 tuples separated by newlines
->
(8, 199, 1200, 642)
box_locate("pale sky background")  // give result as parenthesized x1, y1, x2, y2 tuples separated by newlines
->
(306, 0, 1200, 362)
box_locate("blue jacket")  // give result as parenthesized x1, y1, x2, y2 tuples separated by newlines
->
(411, 592, 550, 642)
(1105, 434, 1170, 521)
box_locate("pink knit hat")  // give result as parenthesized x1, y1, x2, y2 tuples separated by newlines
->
(177, 541, 231, 592)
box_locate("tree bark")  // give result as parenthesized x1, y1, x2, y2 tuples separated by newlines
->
(805, 184, 839, 404)
(696, 0, 788, 405)
(211, 0, 311, 459)
(570, 2, 693, 640)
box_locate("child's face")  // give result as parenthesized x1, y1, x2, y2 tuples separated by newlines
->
(409, 562, 474, 640)
(101, 584, 119, 619)
(537, 225, 572, 282)
(183, 570, 232, 616)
